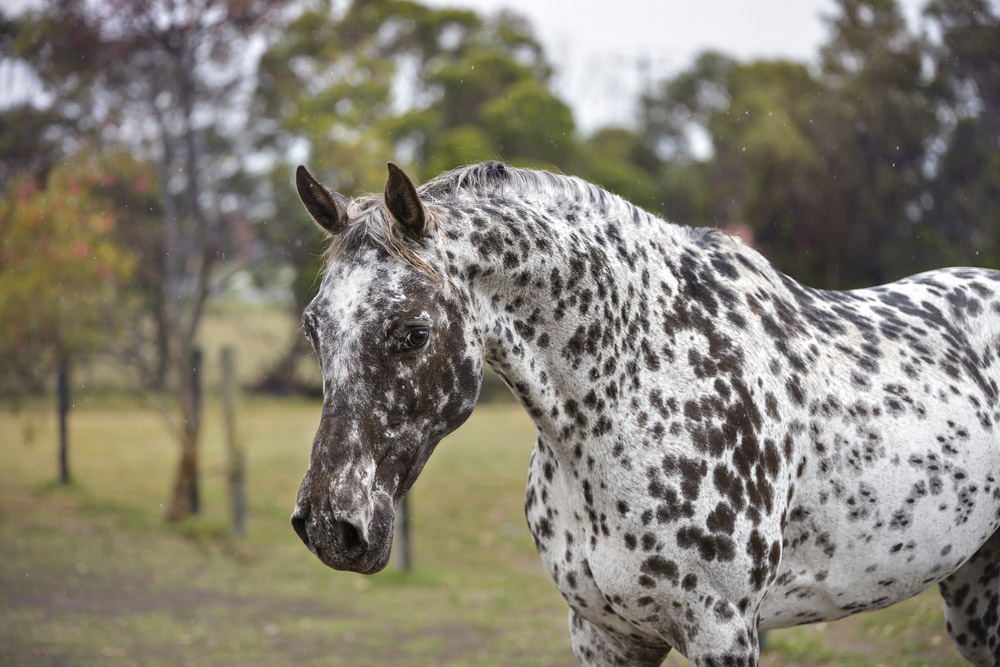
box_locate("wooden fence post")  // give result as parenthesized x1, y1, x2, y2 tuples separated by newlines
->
(57, 357, 70, 484)
(189, 347, 202, 514)
(220, 346, 247, 536)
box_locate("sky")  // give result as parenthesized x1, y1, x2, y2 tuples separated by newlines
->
(424, 0, 930, 131)
(3, 0, 988, 128)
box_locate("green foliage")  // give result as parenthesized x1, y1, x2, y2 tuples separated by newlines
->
(0, 151, 134, 394)
(249, 0, 577, 352)
(575, 127, 662, 213)
(422, 124, 498, 176)
(923, 0, 1000, 269)
(635, 0, 997, 288)
(0, 103, 68, 188)
(481, 78, 577, 165)
(6, 0, 1000, 402)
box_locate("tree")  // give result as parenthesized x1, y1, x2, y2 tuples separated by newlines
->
(638, 0, 943, 289)
(923, 0, 1000, 268)
(248, 0, 578, 392)
(814, 0, 941, 285)
(640, 54, 840, 284)
(480, 78, 576, 166)
(0, 150, 134, 482)
(575, 126, 663, 214)
(12, 0, 287, 520)
(251, 0, 566, 186)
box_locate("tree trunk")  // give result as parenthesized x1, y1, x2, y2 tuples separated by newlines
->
(157, 39, 215, 523)
(165, 426, 199, 521)
(57, 356, 71, 485)
(165, 347, 202, 521)
(148, 28, 215, 524)
(153, 296, 171, 391)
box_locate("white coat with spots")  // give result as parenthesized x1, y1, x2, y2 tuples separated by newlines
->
(291, 161, 1000, 666)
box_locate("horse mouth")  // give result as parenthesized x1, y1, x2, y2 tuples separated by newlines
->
(325, 533, 392, 574)
(316, 541, 392, 574)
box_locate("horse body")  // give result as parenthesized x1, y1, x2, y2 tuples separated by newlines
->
(292, 161, 1000, 665)
(761, 270, 1000, 627)
(759, 270, 1000, 630)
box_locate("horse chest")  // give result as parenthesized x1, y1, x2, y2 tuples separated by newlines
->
(524, 437, 663, 640)
(525, 431, 785, 642)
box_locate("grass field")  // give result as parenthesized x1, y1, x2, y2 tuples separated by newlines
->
(0, 394, 969, 666)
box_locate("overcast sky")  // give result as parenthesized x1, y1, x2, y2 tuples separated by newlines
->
(3, 0, 988, 129)
(424, 0, 930, 131)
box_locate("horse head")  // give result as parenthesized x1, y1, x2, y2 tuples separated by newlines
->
(290, 163, 483, 574)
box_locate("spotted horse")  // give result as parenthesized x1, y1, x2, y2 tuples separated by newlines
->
(290, 160, 1000, 666)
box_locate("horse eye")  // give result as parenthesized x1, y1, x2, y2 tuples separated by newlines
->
(399, 328, 429, 351)
(302, 322, 317, 345)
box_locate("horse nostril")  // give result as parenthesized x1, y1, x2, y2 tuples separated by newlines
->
(291, 508, 311, 547)
(335, 519, 366, 556)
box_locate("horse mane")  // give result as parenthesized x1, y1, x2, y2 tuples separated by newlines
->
(322, 161, 684, 277)
(420, 161, 619, 211)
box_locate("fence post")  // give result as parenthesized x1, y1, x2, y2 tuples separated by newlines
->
(189, 347, 202, 514)
(57, 357, 71, 484)
(394, 495, 412, 571)
(220, 346, 246, 536)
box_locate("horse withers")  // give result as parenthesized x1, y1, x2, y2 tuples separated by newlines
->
(291, 161, 1000, 666)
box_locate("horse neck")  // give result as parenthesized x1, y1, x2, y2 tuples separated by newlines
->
(433, 189, 698, 445)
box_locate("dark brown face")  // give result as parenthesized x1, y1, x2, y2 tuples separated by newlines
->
(291, 243, 483, 574)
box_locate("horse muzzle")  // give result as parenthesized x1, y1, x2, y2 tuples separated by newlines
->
(291, 499, 394, 574)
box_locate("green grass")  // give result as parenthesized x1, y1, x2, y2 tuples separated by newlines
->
(0, 397, 573, 665)
(69, 302, 321, 396)
(0, 395, 969, 665)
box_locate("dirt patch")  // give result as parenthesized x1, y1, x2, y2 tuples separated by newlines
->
(2, 581, 350, 621)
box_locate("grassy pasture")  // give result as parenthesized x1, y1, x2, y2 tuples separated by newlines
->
(1, 398, 576, 666)
(0, 372, 968, 664)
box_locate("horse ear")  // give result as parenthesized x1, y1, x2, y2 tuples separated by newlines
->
(296, 165, 349, 236)
(384, 162, 426, 239)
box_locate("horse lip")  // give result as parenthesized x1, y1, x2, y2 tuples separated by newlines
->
(356, 531, 393, 574)
(359, 550, 391, 574)
(311, 539, 363, 569)
(314, 540, 391, 574)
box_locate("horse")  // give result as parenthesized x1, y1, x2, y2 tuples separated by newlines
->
(289, 160, 1000, 666)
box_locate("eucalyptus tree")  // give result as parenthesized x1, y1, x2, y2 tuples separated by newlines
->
(639, 0, 941, 289)
(12, 0, 289, 520)
(923, 0, 1000, 268)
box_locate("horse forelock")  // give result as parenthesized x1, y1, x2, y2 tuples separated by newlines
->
(322, 196, 442, 281)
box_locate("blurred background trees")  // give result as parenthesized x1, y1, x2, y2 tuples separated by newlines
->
(637, 0, 992, 289)
(1, 0, 998, 511)
(0, 152, 134, 398)
(0, 151, 135, 482)
(5, 0, 290, 518)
